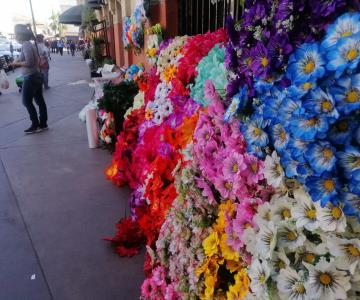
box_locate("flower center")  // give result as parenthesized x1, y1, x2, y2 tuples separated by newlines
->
(319, 273, 332, 286)
(321, 99, 333, 111)
(346, 88, 359, 103)
(357, 157, 360, 167)
(337, 120, 349, 132)
(323, 179, 335, 192)
(305, 253, 315, 263)
(295, 283, 306, 294)
(205, 134, 210, 140)
(346, 48, 358, 61)
(224, 182, 232, 190)
(346, 244, 360, 257)
(287, 230, 297, 241)
(306, 118, 317, 126)
(250, 162, 258, 173)
(331, 207, 342, 219)
(303, 82, 313, 90)
(278, 260, 286, 269)
(342, 30, 353, 37)
(280, 130, 287, 141)
(304, 59, 315, 74)
(323, 148, 333, 160)
(244, 222, 252, 229)
(246, 57, 252, 66)
(230, 102, 237, 113)
(259, 274, 266, 284)
(232, 163, 239, 173)
(254, 127, 262, 136)
(261, 57, 269, 67)
(305, 209, 317, 220)
(281, 208, 291, 219)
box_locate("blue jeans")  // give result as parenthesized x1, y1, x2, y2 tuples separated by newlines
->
(41, 69, 49, 89)
(22, 72, 48, 127)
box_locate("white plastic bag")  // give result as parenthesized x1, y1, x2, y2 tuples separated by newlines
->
(0, 70, 9, 89)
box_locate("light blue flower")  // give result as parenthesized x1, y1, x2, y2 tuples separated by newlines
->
(303, 88, 339, 123)
(246, 143, 265, 159)
(288, 138, 310, 160)
(271, 123, 289, 153)
(328, 117, 356, 145)
(290, 113, 328, 141)
(263, 93, 284, 122)
(287, 43, 325, 84)
(305, 172, 340, 207)
(297, 160, 314, 181)
(330, 73, 360, 114)
(242, 116, 269, 148)
(280, 152, 299, 178)
(279, 97, 303, 121)
(322, 12, 360, 50)
(305, 141, 337, 175)
(224, 86, 248, 122)
(337, 145, 360, 180)
(326, 35, 360, 78)
(340, 192, 360, 221)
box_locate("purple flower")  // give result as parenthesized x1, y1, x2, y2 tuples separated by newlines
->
(250, 42, 271, 79)
(310, 0, 346, 17)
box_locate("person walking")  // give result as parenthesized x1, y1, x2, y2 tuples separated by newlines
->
(66, 41, 71, 55)
(57, 39, 64, 56)
(70, 40, 76, 56)
(36, 34, 50, 90)
(9, 42, 14, 57)
(11, 24, 48, 134)
(44, 40, 51, 60)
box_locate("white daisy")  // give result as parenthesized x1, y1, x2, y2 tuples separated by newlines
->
(277, 267, 307, 300)
(256, 221, 277, 259)
(327, 236, 360, 275)
(271, 249, 291, 279)
(292, 188, 321, 230)
(242, 227, 258, 256)
(295, 240, 327, 266)
(254, 202, 273, 226)
(271, 195, 295, 222)
(304, 258, 351, 300)
(264, 151, 285, 189)
(278, 222, 306, 251)
(248, 259, 271, 299)
(318, 202, 347, 232)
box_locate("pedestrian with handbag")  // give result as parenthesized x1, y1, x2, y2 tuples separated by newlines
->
(10, 24, 48, 134)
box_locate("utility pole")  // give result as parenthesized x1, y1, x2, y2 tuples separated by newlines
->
(28, 0, 38, 35)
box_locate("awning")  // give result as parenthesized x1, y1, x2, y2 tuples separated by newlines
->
(86, 0, 104, 10)
(59, 4, 84, 25)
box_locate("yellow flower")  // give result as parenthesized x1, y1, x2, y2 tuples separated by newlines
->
(163, 64, 178, 82)
(220, 234, 239, 262)
(230, 269, 250, 299)
(204, 275, 216, 299)
(226, 260, 242, 274)
(147, 47, 157, 57)
(203, 231, 220, 257)
(214, 200, 236, 232)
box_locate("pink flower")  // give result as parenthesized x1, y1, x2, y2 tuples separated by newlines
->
(196, 177, 216, 204)
(164, 283, 179, 300)
(223, 152, 247, 180)
(214, 175, 239, 200)
(242, 153, 264, 185)
(194, 123, 215, 146)
(204, 80, 221, 103)
(141, 278, 157, 299)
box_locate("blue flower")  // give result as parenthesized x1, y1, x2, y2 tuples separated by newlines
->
(297, 160, 314, 181)
(356, 126, 360, 144)
(305, 141, 337, 175)
(271, 123, 289, 153)
(287, 43, 325, 84)
(224, 86, 248, 122)
(290, 113, 328, 141)
(242, 116, 269, 148)
(305, 172, 340, 207)
(326, 35, 360, 78)
(322, 12, 360, 50)
(330, 73, 360, 114)
(279, 98, 303, 121)
(280, 152, 299, 178)
(328, 117, 356, 145)
(349, 179, 360, 196)
(246, 143, 265, 159)
(288, 80, 317, 99)
(337, 145, 360, 180)
(288, 138, 310, 160)
(303, 88, 339, 123)
(340, 192, 360, 220)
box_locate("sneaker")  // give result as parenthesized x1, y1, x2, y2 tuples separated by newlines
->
(39, 124, 49, 131)
(24, 125, 39, 134)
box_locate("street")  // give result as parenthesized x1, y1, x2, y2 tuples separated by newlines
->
(0, 53, 144, 299)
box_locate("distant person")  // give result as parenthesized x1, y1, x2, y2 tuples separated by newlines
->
(70, 41, 76, 56)
(66, 41, 71, 55)
(44, 40, 51, 60)
(9, 42, 14, 57)
(11, 24, 48, 134)
(36, 34, 50, 90)
(57, 39, 64, 56)
(51, 40, 57, 53)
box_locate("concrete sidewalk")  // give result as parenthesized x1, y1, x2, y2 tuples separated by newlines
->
(0, 54, 144, 299)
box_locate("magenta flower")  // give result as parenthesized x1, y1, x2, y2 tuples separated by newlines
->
(141, 278, 157, 299)
(223, 152, 246, 180)
(242, 153, 265, 185)
(194, 123, 215, 146)
(196, 177, 216, 205)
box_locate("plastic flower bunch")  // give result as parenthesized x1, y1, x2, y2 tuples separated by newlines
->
(240, 13, 360, 221)
(99, 111, 116, 146)
(225, 0, 354, 100)
(156, 36, 188, 83)
(190, 44, 227, 106)
(122, 0, 146, 49)
(125, 64, 144, 82)
(196, 200, 250, 300)
(242, 183, 360, 300)
(141, 164, 218, 299)
(145, 24, 163, 65)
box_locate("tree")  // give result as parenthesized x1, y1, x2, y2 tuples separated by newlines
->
(49, 10, 67, 37)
